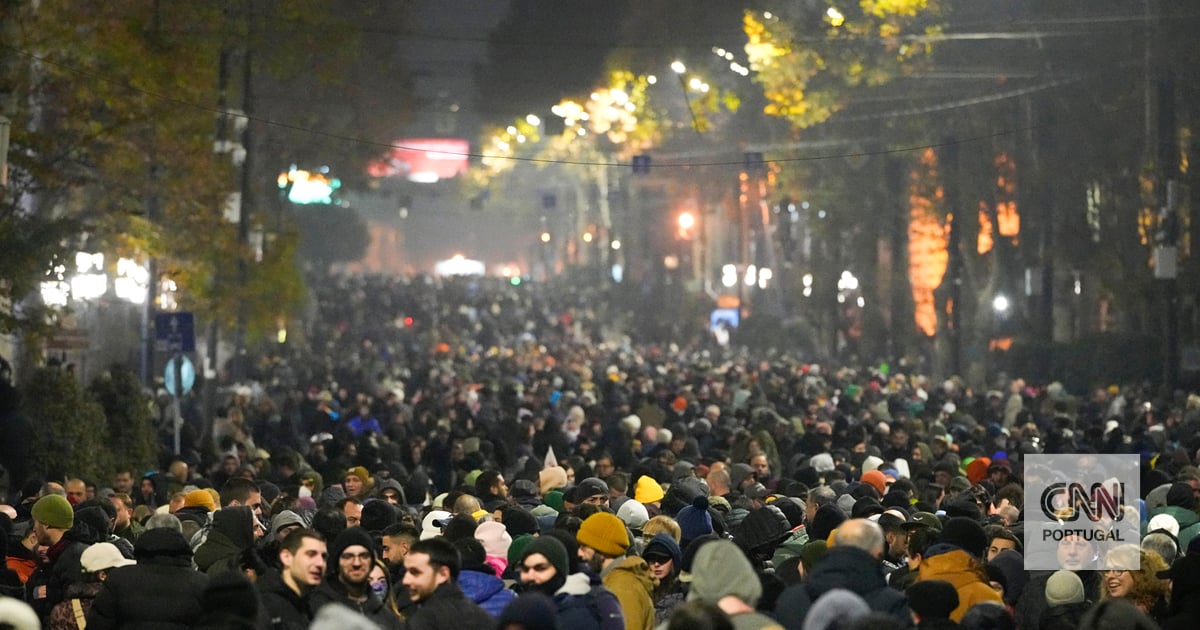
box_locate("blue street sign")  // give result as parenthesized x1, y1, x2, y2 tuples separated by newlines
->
(632, 154, 652, 175)
(155, 312, 195, 353)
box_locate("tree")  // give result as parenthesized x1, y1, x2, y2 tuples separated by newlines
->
(89, 366, 160, 476)
(22, 366, 111, 482)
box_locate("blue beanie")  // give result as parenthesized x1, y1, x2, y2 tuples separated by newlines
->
(676, 496, 714, 545)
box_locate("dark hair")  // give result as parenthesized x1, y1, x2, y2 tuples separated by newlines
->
(280, 527, 325, 554)
(475, 470, 503, 497)
(381, 522, 420, 542)
(409, 537, 461, 580)
(907, 527, 939, 559)
(311, 506, 347, 542)
(221, 478, 261, 507)
(666, 600, 734, 630)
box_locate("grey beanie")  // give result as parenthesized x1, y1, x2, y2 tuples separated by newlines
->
(803, 589, 871, 630)
(1045, 570, 1085, 606)
(686, 539, 762, 607)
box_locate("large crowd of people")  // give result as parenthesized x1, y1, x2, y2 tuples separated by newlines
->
(3, 273, 1200, 630)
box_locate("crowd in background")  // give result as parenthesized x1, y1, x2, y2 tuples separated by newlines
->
(3, 273, 1200, 629)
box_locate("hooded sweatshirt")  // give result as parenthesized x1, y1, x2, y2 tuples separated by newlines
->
(600, 555, 655, 630)
(688, 539, 780, 630)
(918, 547, 1003, 622)
(194, 506, 255, 576)
(773, 546, 910, 630)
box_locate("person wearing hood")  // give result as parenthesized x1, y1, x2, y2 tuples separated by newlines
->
(400, 536, 494, 630)
(516, 534, 624, 630)
(686, 538, 779, 630)
(1149, 482, 1200, 550)
(85, 527, 210, 629)
(576, 512, 655, 630)
(375, 477, 407, 506)
(270, 509, 308, 543)
(194, 505, 258, 576)
(642, 533, 685, 625)
(453, 537, 516, 617)
(773, 518, 910, 629)
(310, 526, 402, 628)
(917, 516, 1002, 622)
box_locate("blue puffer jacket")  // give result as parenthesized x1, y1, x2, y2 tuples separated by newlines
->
(457, 568, 517, 617)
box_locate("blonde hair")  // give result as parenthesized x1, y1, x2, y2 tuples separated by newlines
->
(1102, 545, 1169, 612)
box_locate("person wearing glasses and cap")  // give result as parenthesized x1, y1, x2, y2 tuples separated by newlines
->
(515, 535, 624, 630)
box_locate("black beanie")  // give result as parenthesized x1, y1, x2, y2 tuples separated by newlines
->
(502, 506, 540, 538)
(521, 535, 569, 578)
(497, 592, 558, 630)
(809, 504, 846, 542)
(940, 517, 988, 558)
(327, 526, 376, 576)
(360, 500, 397, 534)
(1167, 482, 1195, 509)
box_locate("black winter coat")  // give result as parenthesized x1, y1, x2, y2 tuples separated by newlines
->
(84, 528, 209, 630)
(257, 569, 313, 630)
(403, 581, 494, 630)
(309, 578, 403, 629)
(773, 546, 910, 630)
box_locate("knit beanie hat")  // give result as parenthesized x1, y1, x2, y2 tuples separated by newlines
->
(576, 512, 630, 557)
(327, 526, 376, 576)
(360, 500, 397, 533)
(940, 516, 988, 558)
(475, 520, 513, 557)
(860, 470, 888, 496)
(543, 490, 565, 514)
(507, 534, 536, 567)
(617, 500, 649, 530)
(1045, 570, 1085, 606)
(798, 540, 828, 574)
(634, 476, 665, 504)
(1167, 482, 1196, 509)
(521, 535, 570, 577)
(345, 466, 373, 490)
(31, 495, 74, 529)
(0, 596, 39, 630)
(441, 513, 478, 542)
(182, 489, 217, 513)
(687, 539, 762, 606)
(501, 506, 540, 538)
(676, 496, 715, 545)
(907, 580, 959, 619)
(804, 589, 871, 630)
(809, 504, 846, 543)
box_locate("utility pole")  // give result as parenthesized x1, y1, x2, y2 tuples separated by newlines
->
(1156, 76, 1180, 392)
(232, 12, 255, 383)
(941, 139, 964, 378)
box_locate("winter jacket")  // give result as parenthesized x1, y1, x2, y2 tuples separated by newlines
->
(555, 571, 625, 630)
(256, 568, 314, 630)
(457, 567, 517, 617)
(770, 528, 810, 568)
(194, 505, 255, 576)
(650, 578, 687, 627)
(600, 555, 656, 630)
(773, 546, 910, 630)
(1015, 570, 1101, 630)
(1150, 505, 1200, 550)
(402, 580, 494, 630)
(25, 529, 93, 622)
(84, 528, 210, 629)
(917, 547, 1003, 623)
(1039, 601, 1091, 630)
(309, 578, 402, 629)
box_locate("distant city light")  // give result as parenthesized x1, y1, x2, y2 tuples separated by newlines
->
(993, 294, 1010, 313)
(671, 61, 687, 74)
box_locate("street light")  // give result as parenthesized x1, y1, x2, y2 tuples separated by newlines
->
(992, 294, 1010, 313)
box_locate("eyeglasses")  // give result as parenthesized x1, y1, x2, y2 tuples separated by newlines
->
(519, 563, 552, 573)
